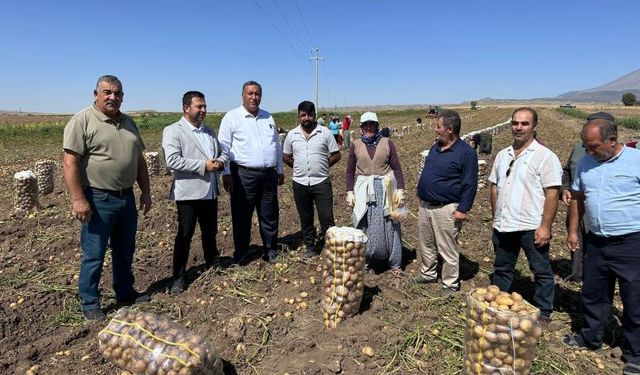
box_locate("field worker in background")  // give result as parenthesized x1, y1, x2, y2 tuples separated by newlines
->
(328, 115, 341, 147)
(488, 107, 561, 329)
(342, 115, 352, 150)
(62, 75, 151, 321)
(317, 113, 326, 126)
(218, 81, 284, 264)
(563, 114, 640, 375)
(345, 111, 405, 276)
(283, 101, 341, 258)
(162, 91, 228, 295)
(415, 110, 478, 297)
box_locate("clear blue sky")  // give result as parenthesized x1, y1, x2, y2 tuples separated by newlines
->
(1, 0, 638, 113)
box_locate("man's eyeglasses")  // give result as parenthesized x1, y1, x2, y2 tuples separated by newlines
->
(511, 121, 531, 126)
(506, 159, 515, 177)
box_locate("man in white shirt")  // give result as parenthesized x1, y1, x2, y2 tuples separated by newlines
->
(162, 91, 228, 295)
(218, 81, 284, 264)
(488, 107, 562, 328)
(283, 101, 341, 258)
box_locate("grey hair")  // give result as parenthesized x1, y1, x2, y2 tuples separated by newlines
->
(242, 80, 262, 93)
(95, 75, 122, 91)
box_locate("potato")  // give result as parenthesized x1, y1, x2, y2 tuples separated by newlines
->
(321, 226, 367, 328)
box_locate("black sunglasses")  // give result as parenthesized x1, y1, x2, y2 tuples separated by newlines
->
(511, 121, 531, 126)
(506, 159, 515, 177)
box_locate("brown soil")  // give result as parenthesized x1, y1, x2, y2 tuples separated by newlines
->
(0, 107, 629, 374)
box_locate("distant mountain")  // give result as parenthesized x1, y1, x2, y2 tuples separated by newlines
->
(558, 68, 640, 102)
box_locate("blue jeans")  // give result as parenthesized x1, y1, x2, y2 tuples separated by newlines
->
(492, 229, 555, 318)
(79, 187, 138, 312)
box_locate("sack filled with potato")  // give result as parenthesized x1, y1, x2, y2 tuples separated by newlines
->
(98, 307, 224, 375)
(463, 285, 541, 375)
(321, 226, 367, 328)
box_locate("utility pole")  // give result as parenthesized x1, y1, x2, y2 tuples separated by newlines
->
(309, 48, 324, 111)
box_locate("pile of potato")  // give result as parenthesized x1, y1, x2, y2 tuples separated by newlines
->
(464, 285, 542, 375)
(477, 160, 487, 189)
(321, 226, 367, 328)
(98, 308, 224, 375)
(34, 160, 55, 195)
(144, 152, 161, 176)
(14, 170, 39, 214)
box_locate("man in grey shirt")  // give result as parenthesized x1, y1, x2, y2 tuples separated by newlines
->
(283, 101, 341, 258)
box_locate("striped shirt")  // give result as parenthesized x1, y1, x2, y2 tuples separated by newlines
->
(488, 140, 562, 232)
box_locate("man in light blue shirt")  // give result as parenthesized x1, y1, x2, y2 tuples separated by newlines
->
(218, 81, 284, 264)
(564, 114, 640, 374)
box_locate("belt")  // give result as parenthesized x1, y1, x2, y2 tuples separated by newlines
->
(89, 186, 133, 196)
(231, 162, 275, 173)
(424, 201, 454, 207)
(588, 231, 640, 244)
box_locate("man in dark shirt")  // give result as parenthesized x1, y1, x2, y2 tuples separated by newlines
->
(414, 109, 478, 297)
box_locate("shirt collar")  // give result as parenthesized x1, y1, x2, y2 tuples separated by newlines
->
(240, 105, 263, 119)
(91, 103, 122, 124)
(508, 138, 540, 158)
(436, 137, 461, 152)
(182, 116, 203, 131)
(293, 124, 321, 135)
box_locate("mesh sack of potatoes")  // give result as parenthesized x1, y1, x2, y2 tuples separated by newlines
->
(144, 152, 161, 176)
(463, 285, 542, 375)
(34, 160, 55, 195)
(98, 308, 224, 375)
(321, 226, 368, 328)
(14, 170, 39, 214)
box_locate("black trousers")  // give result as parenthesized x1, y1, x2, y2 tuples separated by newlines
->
(230, 165, 279, 260)
(580, 231, 640, 364)
(292, 178, 335, 249)
(565, 214, 586, 279)
(173, 199, 218, 279)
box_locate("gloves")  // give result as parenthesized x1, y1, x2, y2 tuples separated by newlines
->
(393, 189, 406, 206)
(346, 191, 355, 208)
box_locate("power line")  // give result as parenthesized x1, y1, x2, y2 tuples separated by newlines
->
(271, 0, 310, 52)
(250, 0, 306, 59)
(293, 0, 316, 48)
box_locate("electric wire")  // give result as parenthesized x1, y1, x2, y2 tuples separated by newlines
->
(293, 0, 316, 48)
(250, 0, 306, 59)
(271, 0, 310, 52)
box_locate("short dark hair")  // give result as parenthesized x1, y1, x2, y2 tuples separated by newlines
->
(512, 107, 538, 125)
(95, 75, 122, 91)
(297, 101, 316, 115)
(585, 119, 617, 142)
(416, 117, 422, 123)
(242, 80, 262, 93)
(437, 109, 461, 135)
(182, 91, 205, 107)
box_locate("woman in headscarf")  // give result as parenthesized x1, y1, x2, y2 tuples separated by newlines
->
(345, 112, 405, 275)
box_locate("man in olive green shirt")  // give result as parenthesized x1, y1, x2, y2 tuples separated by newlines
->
(62, 75, 152, 321)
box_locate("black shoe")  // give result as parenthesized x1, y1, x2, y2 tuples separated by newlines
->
(83, 309, 106, 321)
(263, 250, 278, 264)
(170, 277, 185, 296)
(117, 292, 150, 305)
(561, 334, 601, 351)
(302, 249, 317, 259)
(441, 287, 459, 299)
(624, 362, 640, 375)
(412, 275, 437, 284)
(564, 275, 582, 283)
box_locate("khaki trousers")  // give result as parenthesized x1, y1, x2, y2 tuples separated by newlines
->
(418, 201, 462, 289)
